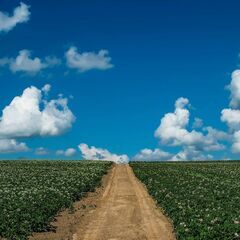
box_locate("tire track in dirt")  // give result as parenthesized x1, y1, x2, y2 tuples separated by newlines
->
(74, 164, 175, 240)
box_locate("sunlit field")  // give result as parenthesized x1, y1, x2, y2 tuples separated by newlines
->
(0, 160, 112, 240)
(131, 161, 240, 239)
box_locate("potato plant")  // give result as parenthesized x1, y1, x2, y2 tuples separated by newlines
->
(130, 161, 240, 240)
(0, 160, 111, 240)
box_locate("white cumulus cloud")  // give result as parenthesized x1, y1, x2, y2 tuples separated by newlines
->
(155, 97, 204, 146)
(56, 148, 76, 157)
(154, 97, 227, 160)
(227, 70, 240, 108)
(0, 139, 28, 153)
(65, 46, 113, 72)
(35, 147, 49, 155)
(0, 2, 30, 33)
(78, 143, 129, 164)
(171, 146, 213, 161)
(221, 69, 240, 153)
(0, 50, 60, 74)
(132, 148, 172, 161)
(231, 131, 240, 153)
(0, 84, 75, 138)
(41, 84, 51, 94)
(192, 117, 203, 129)
(221, 108, 240, 131)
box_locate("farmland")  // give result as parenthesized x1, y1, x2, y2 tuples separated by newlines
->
(1, 160, 240, 240)
(130, 161, 240, 239)
(0, 160, 112, 240)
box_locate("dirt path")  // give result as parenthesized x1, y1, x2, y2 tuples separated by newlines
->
(73, 164, 175, 240)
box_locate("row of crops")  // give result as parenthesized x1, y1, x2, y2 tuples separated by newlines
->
(130, 161, 240, 240)
(0, 160, 112, 240)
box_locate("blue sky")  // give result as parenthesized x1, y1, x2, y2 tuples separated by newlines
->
(0, 0, 240, 161)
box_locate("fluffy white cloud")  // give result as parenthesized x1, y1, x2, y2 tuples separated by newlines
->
(175, 97, 189, 109)
(35, 147, 49, 155)
(221, 108, 240, 132)
(202, 127, 228, 151)
(221, 71, 240, 132)
(155, 97, 204, 146)
(41, 84, 51, 94)
(78, 143, 129, 164)
(56, 148, 76, 157)
(192, 117, 203, 129)
(221, 70, 240, 153)
(0, 50, 60, 74)
(227, 70, 240, 108)
(0, 2, 30, 33)
(0, 139, 28, 153)
(132, 148, 172, 161)
(171, 146, 213, 161)
(0, 85, 75, 138)
(133, 146, 215, 162)
(154, 97, 227, 160)
(65, 46, 113, 72)
(231, 131, 240, 153)
(10, 49, 44, 73)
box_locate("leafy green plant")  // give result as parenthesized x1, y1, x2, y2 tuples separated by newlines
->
(130, 161, 240, 239)
(0, 160, 111, 240)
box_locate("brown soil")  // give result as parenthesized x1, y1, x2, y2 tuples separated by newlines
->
(30, 164, 175, 240)
(30, 165, 114, 240)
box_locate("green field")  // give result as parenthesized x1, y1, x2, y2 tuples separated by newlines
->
(2, 160, 240, 240)
(0, 160, 112, 240)
(130, 161, 240, 240)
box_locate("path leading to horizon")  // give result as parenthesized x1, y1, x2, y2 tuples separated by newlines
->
(73, 164, 175, 240)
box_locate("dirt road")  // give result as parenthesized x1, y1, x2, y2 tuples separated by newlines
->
(73, 164, 175, 240)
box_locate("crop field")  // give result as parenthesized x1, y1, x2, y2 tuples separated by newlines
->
(130, 161, 240, 240)
(0, 160, 112, 240)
